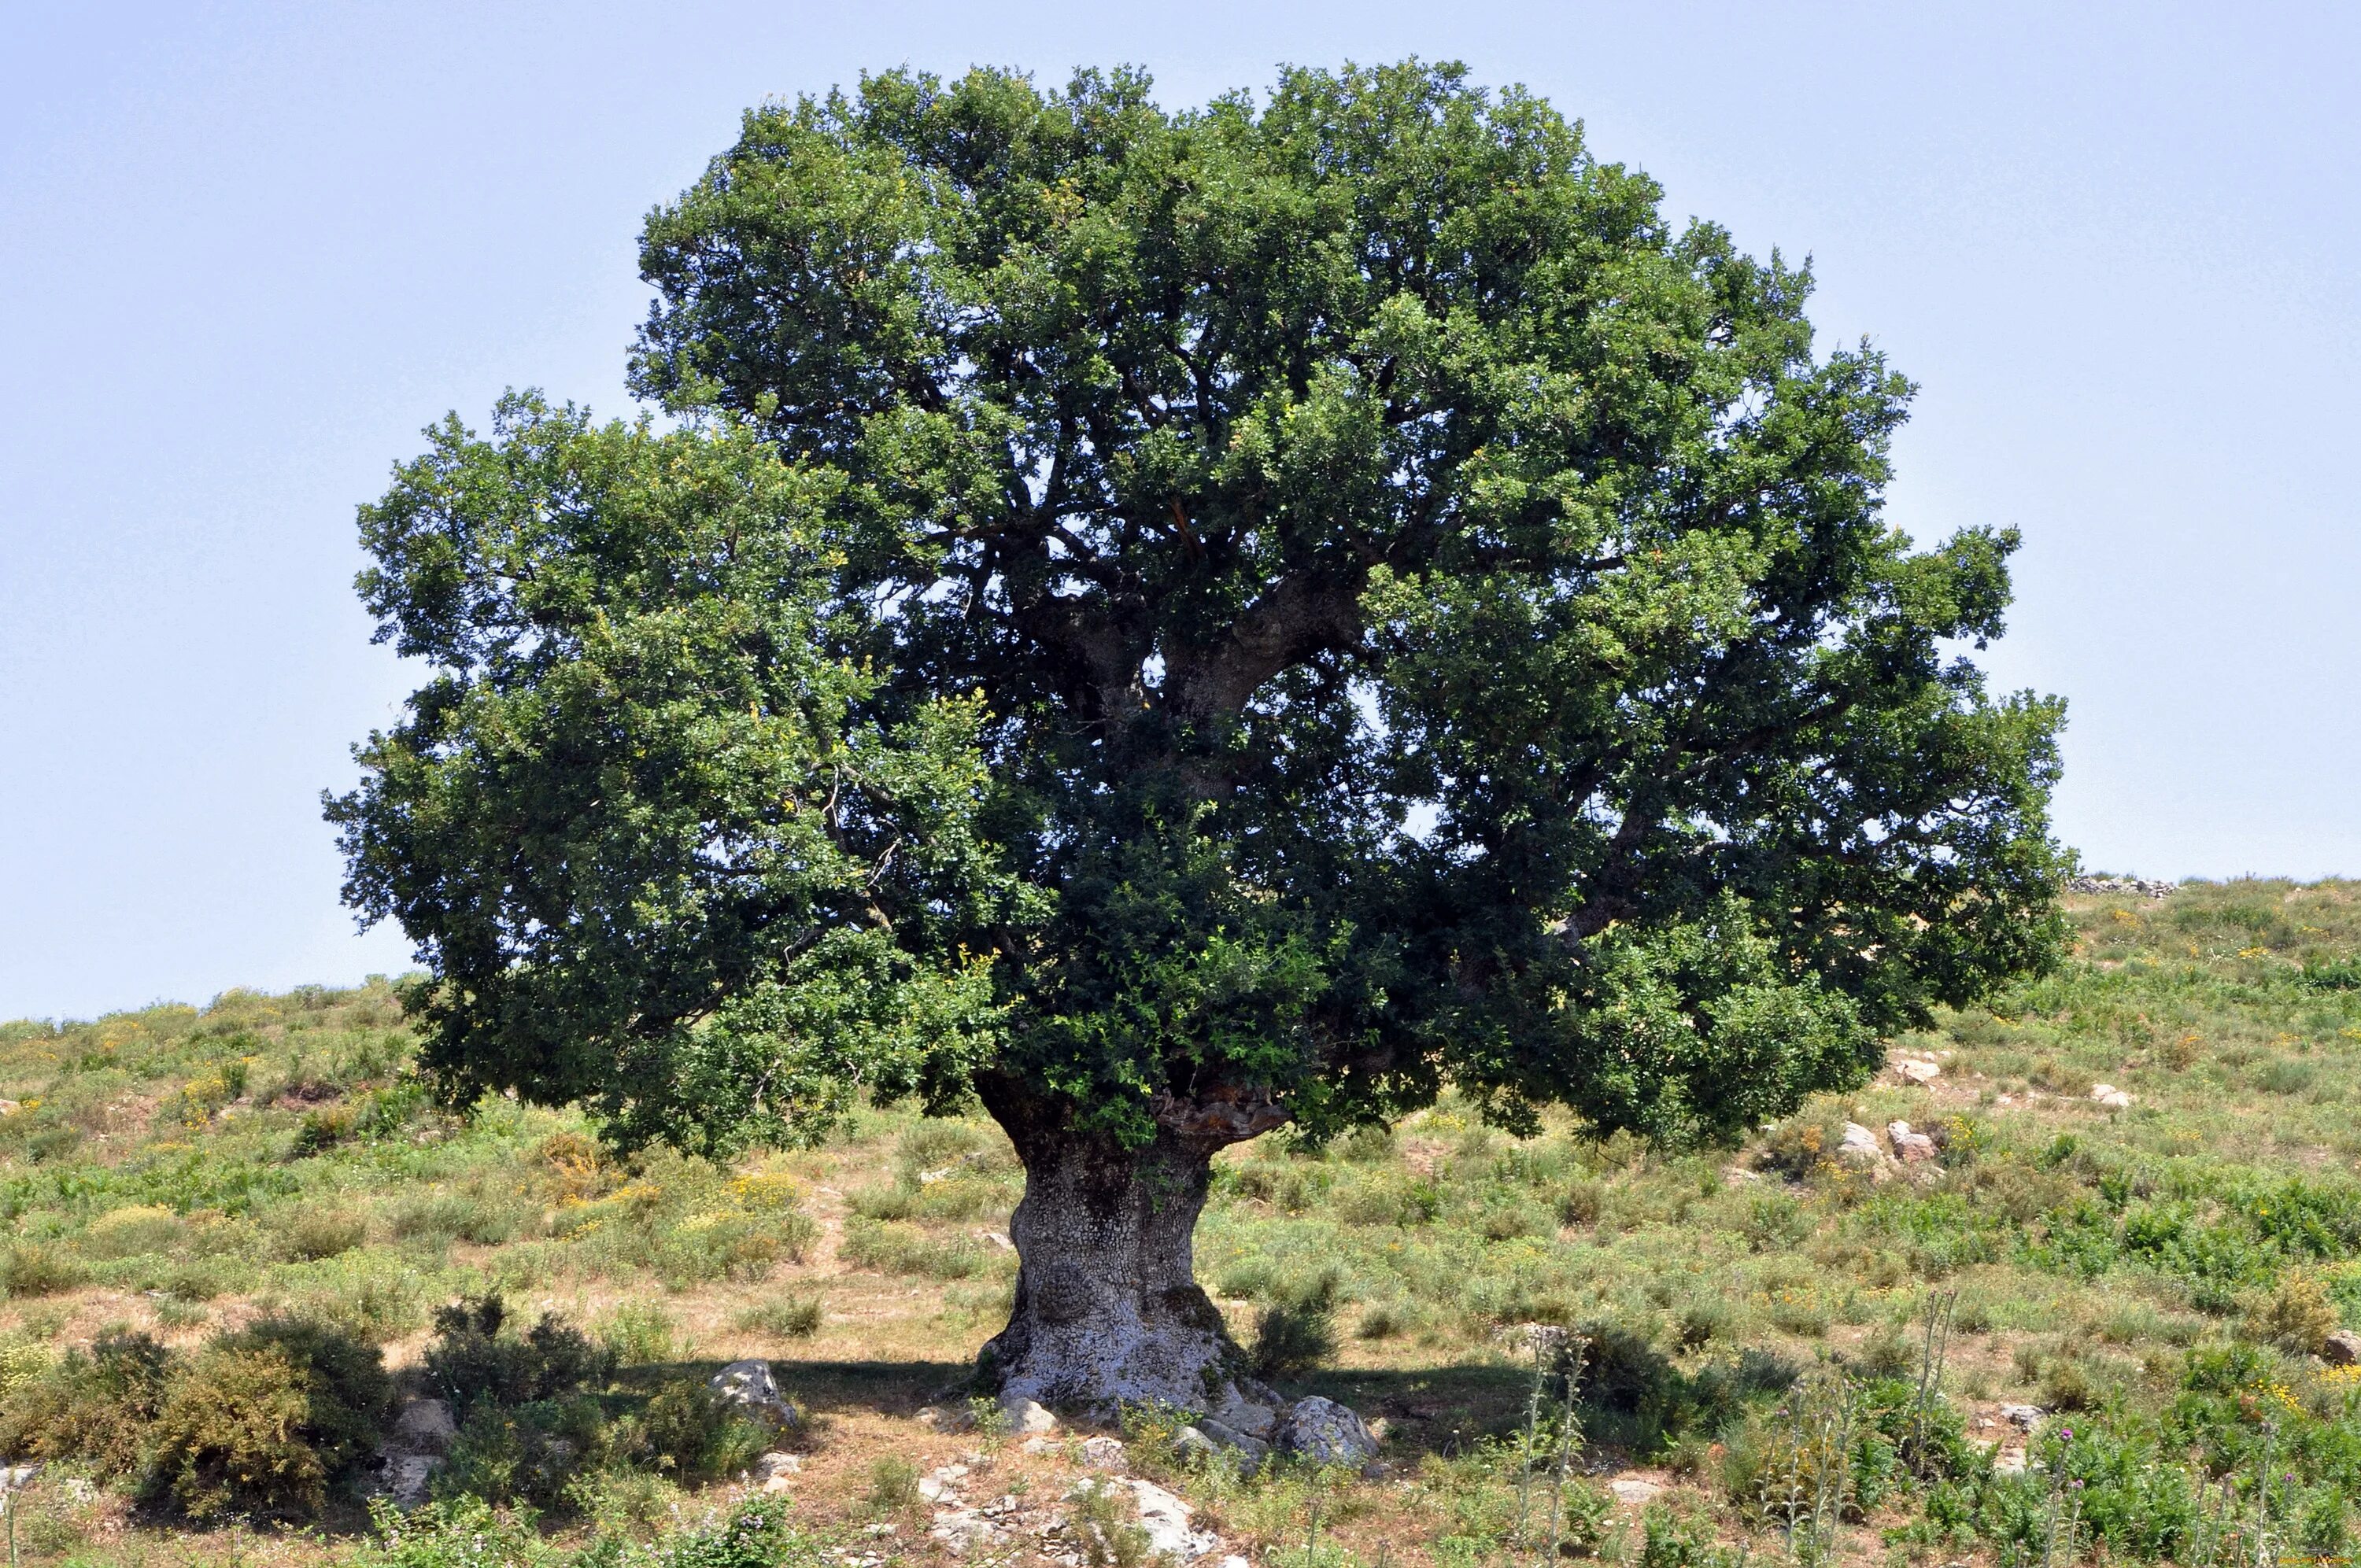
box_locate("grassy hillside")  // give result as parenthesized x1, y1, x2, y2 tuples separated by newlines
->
(3, 881, 2360, 1565)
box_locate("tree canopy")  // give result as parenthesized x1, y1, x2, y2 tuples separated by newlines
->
(334, 59, 2067, 1168)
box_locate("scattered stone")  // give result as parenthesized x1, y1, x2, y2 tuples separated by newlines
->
(929, 1506, 1008, 1559)
(1195, 1418, 1271, 1472)
(1023, 1434, 1059, 1455)
(0, 1463, 41, 1491)
(2322, 1330, 2361, 1367)
(1277, 1396, 1379, 1467)
(2067, 876, 2175, 900)
(59, 1476, 94, 1503)
(1173, 1426, 1221, 1464)
(391, 1397, 456, 1455)
(1886, 1121, 1941, 1164)
(1835, 1122, 1886, 1165)
(1724, 1166, 1762, 1184)
(711, 1360, 800, 1428)
(1993, 1448, 2028, 1475)
(1121, 1478, 1221, 1562)
(2000, 1404, 2043, 1431)
(1081, 1435, 1129, 1472)
(1004, 1397, 1059, 1435)
(977, 1230, 1015, 1251)
(1208, 1388, 1281, 1439)
(382, 1454, 441, 1511)
(1893, 1057, 1942, 1086)
(2089, 1084, 2134, 1110)
(0, 1101, 20, 1117)
(754, 1452, 802, 1481)
(915, 1406, 944, 1429)
(1217, 1557, 1253, 1568)
(1608, 1477, 1663, 1507)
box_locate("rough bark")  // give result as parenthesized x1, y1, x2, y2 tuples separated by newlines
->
(979, 1080, 1288, 1414)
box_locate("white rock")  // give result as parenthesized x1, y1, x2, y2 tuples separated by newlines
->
(2000, 1403, 2043, 1430)
(929, 1506, 1008, 1558)
(1836, 1122, 1886, 1165)
(1994, 1448, 2027, 1475)
(1277, 1396, 1379, 1467)
(382, 1454, 441, 1511)
(1217, 1557, 1254, 1568)
(1210, 1391, 1280, 1439)
(0, 1463, 40, 1492)
(1894, 1058, 1942, 1085)
(1022, 1434, 1059, 1455)
(710, 1360, 800, 1426)
(2324, 1330, 2361, 1367)
(1122, 1478, 1221, 1562)
(755, 1451, 802, 1481)
(1005, 1397, 1059, 1435)
(1081, 1434, 1128, 1472)
(2089, 1084, 2133, 1109)
(1608, 1477, 1662, 1507)
(1886, 1121, 1941, 1164)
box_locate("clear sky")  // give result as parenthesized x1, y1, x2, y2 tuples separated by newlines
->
(3, 2, 2355, 1022)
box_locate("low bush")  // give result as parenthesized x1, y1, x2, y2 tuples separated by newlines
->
(0, 1242, 87, 1297)
(734, 1293, 824, 1338)
(0, 1328, 173, 1478)
(599, 1301, 677, 1366)
(841, 1218, 989, 1280)
(1247, 1268, 1340, 1380)
(637, 1379, 767, 1482)
(142, 1315, 391, 1520)
(425, 1293, 616, 1415)
(280, 1208, 369, 1261)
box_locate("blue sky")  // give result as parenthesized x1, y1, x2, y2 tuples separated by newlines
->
(3, 1, 2355, 1021)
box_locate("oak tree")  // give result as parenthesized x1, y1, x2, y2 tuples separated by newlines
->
(333, 61, 2067, 1415)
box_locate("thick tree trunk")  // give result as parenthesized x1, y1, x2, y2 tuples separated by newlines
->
(978, 1080, 1287, 1415)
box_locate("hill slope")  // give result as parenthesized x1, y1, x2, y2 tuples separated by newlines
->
(2, 880, 2359, 1564)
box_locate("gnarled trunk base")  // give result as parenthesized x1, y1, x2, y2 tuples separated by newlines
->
(981, 1125, 1235, 1414)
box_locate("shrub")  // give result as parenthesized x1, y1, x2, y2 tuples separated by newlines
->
(1069, 1477, 1155, 1568)
(140, 1318, 386, 1521)
(425, 1294, 616, 1415)
(85, 1205, 187, 1259)
(637, 1379, 767, 1482)
(0, 1329, 173, 1477)
(438, 1395, 610, 1509)
(734, 1294, 824, 1339)
(868, 1454, 921, 1513)
(2247, 1272, 2341, 1356)
(0, 1243, 87, 1297)
(599, 1301, 677, 1366)
(281, 1208, 368, 1261)
(1247, 1269, 1339, 1380)
(841, 1218, 988, 1280)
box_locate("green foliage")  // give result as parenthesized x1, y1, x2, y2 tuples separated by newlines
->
(140, 1321, 373, 1520)
(733, 1293, 825, 1339)
(637, 1380, 768, 1483)
(354, 1495, 817, 1568)
(0, 1328, 173, 1478)
(1248, 1270, 1341, 1380)
(423, 1293, 616, 1416)
(338, 59, 2064, 1186)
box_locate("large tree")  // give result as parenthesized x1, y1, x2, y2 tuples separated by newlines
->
(332, 61, 2067, 1416)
